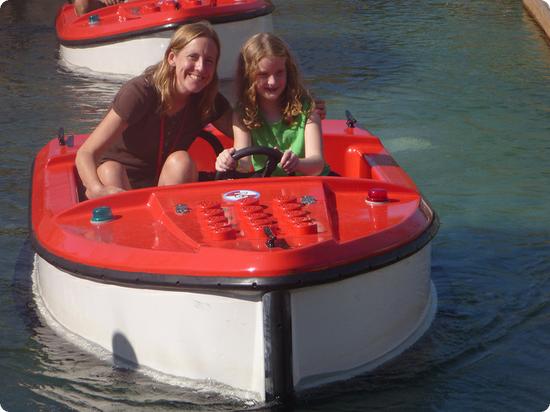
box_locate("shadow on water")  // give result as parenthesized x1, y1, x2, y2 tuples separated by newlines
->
(112, 333, 139, 370)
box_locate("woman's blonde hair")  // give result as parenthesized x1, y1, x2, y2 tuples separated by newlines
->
(235, 32, 313, 129)
(147, 22, 220, 120)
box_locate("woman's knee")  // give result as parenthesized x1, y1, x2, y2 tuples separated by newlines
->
(97, 161, 131, 189)
(74, 0, 91, 15)
(159, 151, 197, 185)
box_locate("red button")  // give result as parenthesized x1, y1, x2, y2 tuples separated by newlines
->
(205, 215, 228, 226)
(292, 222, 318, 235)
(273, 195, 297, 205)
(210, 227, 235, 240)
(285, 209, 308, 220)
(239, 205, 264, 216)
(367, 188, 388, 203)
(202, 207, 224, 218)
(245, 212, 269, 221)
(198, 200, 221, 210)
(290, 216, 313, 225)
(237, 197, 259, 208)
(280, 202, 302, 212)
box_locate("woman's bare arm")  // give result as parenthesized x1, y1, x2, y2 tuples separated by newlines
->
(75, 109, 128, 198)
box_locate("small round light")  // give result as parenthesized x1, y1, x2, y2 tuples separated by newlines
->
(91, 206, 113, 223)
(88, 14, 100, 25)
(367, 188, 388, 203)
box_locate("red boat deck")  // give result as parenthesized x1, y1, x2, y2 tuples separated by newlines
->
(30, 120, 438, 289)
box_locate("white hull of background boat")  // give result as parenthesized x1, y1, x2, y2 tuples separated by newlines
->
(59, 15, 272, 79)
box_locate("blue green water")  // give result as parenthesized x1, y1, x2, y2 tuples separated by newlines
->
(1, 0, 549, 410)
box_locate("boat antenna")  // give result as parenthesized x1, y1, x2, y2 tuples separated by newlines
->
(345, 110, 357, 128)
(58, 127, 65, 146)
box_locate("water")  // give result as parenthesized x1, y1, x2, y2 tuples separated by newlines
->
(1, 0, 549, 410)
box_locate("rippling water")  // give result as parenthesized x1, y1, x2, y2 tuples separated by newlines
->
(1, 0, 549, 410)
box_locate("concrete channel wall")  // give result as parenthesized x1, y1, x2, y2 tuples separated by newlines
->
(524, 0, 550, 40)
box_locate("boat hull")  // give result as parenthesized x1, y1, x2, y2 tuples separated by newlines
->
(34, 243, 436, 402)
(58, 14, 272, 79)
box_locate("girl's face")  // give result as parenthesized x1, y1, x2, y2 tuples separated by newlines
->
(254, 56, 287, 104)
(168, 36, 218, 96)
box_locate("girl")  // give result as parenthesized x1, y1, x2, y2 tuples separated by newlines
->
(76, 22, 233, 199)
(215, 32, 327, 177)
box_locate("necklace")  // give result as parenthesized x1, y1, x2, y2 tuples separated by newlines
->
(156, 110, 187, 181)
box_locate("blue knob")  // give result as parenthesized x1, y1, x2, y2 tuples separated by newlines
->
(91, 206, 113, 223)
(88, 14, 100, 25)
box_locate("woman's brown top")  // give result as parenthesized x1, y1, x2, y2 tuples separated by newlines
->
(100, 74, 230, 188)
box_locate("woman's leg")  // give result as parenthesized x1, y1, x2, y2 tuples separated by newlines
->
(97, 160, 132, 190)
(158, 150, 198, 186)
(74, 0, 105, 16)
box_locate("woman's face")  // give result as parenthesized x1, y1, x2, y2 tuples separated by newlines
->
(168, 36, 218, 96)
(254, 56, 287, 104)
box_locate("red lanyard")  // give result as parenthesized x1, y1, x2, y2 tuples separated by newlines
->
(156, 116, 166, 181)
(156, 114, 187, 181)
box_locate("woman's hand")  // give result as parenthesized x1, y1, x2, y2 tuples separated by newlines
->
(215, 148, 237, 172)
(279, 149, 299, 174)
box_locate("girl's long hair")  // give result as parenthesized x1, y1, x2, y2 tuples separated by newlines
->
(235, 32, 313, 129)
(146, 22, 220, 121)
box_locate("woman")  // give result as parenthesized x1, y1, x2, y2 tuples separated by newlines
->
(76, 22, 233, 199)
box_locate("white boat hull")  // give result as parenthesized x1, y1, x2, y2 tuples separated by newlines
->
(59, 15, 273, 79)
(33, 243, 436, 402)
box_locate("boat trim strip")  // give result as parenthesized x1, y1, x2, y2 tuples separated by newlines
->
(30, 214, 439, 292)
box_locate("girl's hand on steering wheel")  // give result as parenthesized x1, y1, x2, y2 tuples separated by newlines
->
(215, 148, 236, 172)
(279, 149, 299, 174)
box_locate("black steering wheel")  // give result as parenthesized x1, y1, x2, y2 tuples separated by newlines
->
(215, 146, 284, 180)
